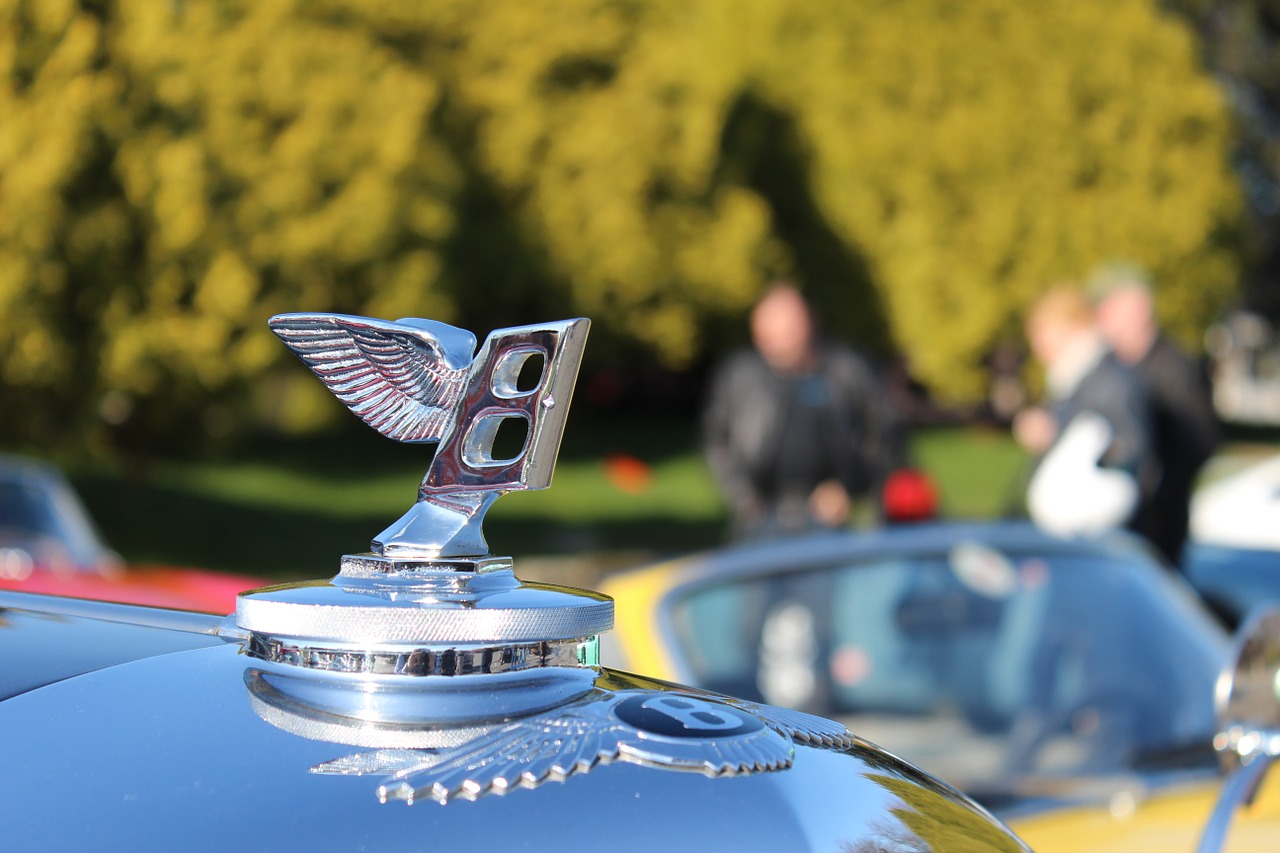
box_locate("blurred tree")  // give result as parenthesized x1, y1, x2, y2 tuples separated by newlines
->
(0, 0, 127, 447)
(0, 0, 462, 456)
(0, 0, 1246, 457)
(764, 0, 1243, 399)
(1162, 0, 1280, 316)
(398, 0, 1244, 398)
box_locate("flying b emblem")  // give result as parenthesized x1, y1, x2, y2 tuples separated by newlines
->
(269, 314, 589, 559)
(295, 688, 859, 804)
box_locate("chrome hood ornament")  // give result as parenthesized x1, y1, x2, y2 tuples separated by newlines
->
(269, 313, 589, 559)
(239, 314, 607, 727)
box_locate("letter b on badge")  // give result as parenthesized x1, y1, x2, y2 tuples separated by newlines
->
(640, 697, 744, 732)
(426, 319, 589, 493)
(612, 693, 765, 739)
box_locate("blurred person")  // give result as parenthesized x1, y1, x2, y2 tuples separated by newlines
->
(702, 282, 896, 539)
(1014, 286, 1158, 537)
(1091, 263, 1220, 564)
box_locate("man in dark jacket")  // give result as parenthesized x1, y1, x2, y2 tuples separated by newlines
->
(1015, 286, 1158, 537)
(703, 283, 896, 538)
(1092, 265, 1220, 564)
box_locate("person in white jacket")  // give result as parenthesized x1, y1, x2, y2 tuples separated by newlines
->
(1014, 287, 1158, 538)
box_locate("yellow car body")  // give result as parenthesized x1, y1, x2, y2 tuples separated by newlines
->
(1011, 771, 1280, 852)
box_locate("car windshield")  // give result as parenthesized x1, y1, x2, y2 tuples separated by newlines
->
(671, 544, 1229, 795)
(0, 474, 111, 570)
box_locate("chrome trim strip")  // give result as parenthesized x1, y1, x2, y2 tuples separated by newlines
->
(1196, 752, 1275, 853)
(0, 590, 234, 637)
(246, 633, 600, 676)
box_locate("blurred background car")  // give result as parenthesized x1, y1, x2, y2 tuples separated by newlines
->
(0, 455, 260, 613)
(1184, 453, 1280, 629)
(600, 521, 1280, 851)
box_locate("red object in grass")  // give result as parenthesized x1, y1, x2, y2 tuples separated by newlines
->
(882, 468, 939, 523)
(603, 453, 653, 494)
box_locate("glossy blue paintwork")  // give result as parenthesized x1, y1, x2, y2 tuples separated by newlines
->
(0, 611, 1025, 852)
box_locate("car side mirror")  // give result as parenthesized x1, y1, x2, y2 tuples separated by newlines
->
(1197, 606, 1280, 853)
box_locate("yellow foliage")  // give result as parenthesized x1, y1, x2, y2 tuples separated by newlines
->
(407, 0, 1240, 392)
(0, 0, 1246, 450)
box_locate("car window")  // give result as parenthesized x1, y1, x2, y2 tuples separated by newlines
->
(0, 476, 111, 570)
(670, 548, 1227, 788)
(0, 481, 58, 537)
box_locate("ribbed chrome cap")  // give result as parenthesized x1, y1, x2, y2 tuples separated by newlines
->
(238, 556, 612, 647)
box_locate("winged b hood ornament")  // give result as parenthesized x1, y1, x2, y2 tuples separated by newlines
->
(270, 313, 589, 559)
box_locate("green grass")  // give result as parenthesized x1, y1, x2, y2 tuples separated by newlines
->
(67, 418, 1031, 582)
(911, 426, 1030, 519)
